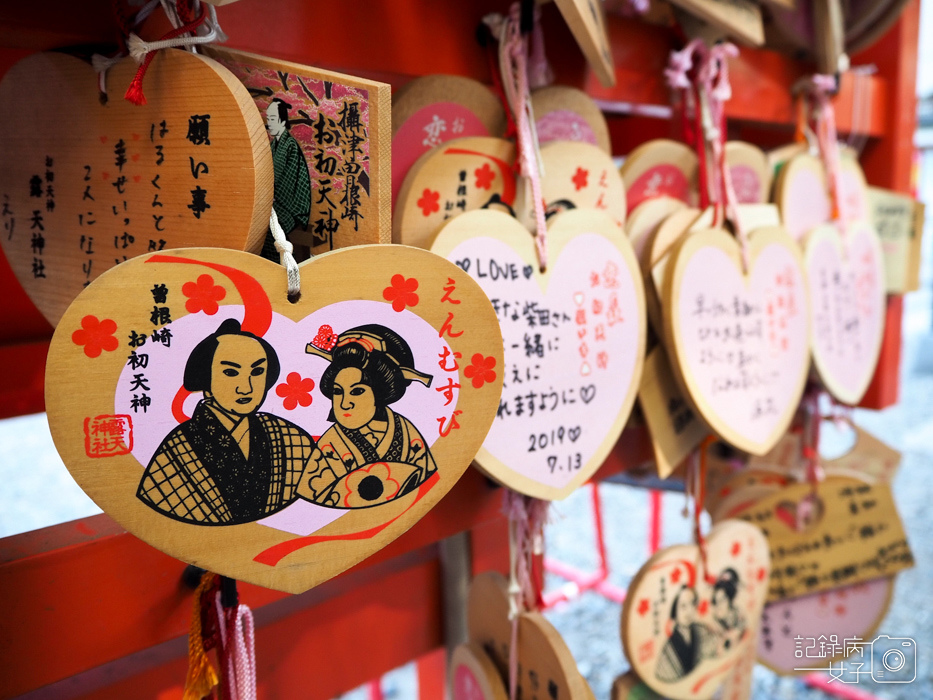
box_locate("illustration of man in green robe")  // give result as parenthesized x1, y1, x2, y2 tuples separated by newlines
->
(261, 98, 312, 261)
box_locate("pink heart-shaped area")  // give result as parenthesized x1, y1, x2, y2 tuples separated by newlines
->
(758, 577, 893, 674)
(621, 520, 770, 700)
(666, 228, 810, 455)
(432, 209, 645, 500)
(804, 222, 886, 404)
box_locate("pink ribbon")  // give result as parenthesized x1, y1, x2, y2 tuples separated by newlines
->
(804, 75, 848, 226)
(213, 593, 257, 700)
(666, 41, 748, 271)
(502, 489, 549, 700)
(491, 4, 549, 271)
(527, 7, 554, 90)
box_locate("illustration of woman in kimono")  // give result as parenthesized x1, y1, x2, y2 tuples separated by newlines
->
(711, 568, 747, 653)
(655, 586, 718, 683)
(297, 325, 437, 509)
(137, 319, 316, 525)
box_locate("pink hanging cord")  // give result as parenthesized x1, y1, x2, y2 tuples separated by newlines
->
(527, 7, 554, 89)
(666, 41, 748, 271)
(487, 4, 549, 271)
(803, 75, 848, 226)
(502, 489, 550, 700)
(213, 592, 257, 700)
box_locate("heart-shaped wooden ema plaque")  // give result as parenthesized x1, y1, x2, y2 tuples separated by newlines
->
(391, 75, 507, 209)
(725, 141, 771, 204)
(620, 139, 699, 216)
(533, 141, 626, 229)
(664, 227, 811, 455)
(620, 520, 771, 700)
(0, 50, 272, 325)
(468, 571, 594, 700)
(531, 85, 612, 154)
(775, 151, 870, 241)
(394, 136, 516, 250)
(432, 209, 646, 500)
(450, 642, 509, 700)
(44, 246, 502, 593)
(804, 221, 886, 405)
(758, 577, 894, 675)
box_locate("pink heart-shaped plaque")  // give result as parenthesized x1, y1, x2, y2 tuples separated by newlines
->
(804, 222, 886, 404)
(664, 227, 811, 455)
(432, 208, 646, 499)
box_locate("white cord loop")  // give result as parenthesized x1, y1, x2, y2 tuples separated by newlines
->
(270, 208, 302, 300)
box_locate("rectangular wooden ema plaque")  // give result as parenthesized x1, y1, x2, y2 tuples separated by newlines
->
(206, 47, 391, 255)
(666, 0, 764, 46)
(736, 477, 914, 602)
(868, 186, 926, 293)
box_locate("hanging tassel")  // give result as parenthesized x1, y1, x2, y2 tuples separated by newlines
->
(183, 571, 221, 700)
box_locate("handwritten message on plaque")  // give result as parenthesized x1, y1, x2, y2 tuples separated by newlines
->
(734, 477, 914, 602)
(804, 222, 886, 405)
(0, 50, 272, 324)
(664, 227, 810, 455)
(433, 209, 645, 500)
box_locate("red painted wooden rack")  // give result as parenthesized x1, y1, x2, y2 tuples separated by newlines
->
(0, 0, 920, 698)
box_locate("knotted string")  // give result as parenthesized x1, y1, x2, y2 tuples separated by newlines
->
(183, 571, 220, 700)
(93, 0, 160, 100)
(121, 0, 227, 105)
(527, 6, 554, 89)
(269, 207, 302, 302)
(502, 490, 549, 700)
(803, 75, 848, 227)
(485, 5, 549, 271)
(797, 386, 825, 530)
(689, 436, 717, 585)
(666, 41, 748, 272)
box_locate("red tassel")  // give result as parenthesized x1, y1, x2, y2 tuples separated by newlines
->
(124, 62, 149, 106)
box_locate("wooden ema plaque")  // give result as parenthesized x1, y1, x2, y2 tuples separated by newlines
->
(758, 577, 894, 675)
(392, 75, 507, 209)
(868, 186, 926, 293)
(44, 246, 503, 593)
(804, 221, 886, 405)
(775, 151, 871, 241)
(553, 0, 617, 87)
(535, 141, 626, 230)
(725, 141, 771, 204)
(432, 209, 646, 500)
(620, 520, 770, 700)
(449, 642, 509, 700)
(666, 0, 765, 45)
(734, 476, 914, 602)
(619, 139, 699, 216)
(0, 50, 272, 325)
(205, 47, 391, 255)
(637, 344, 709, 479)
(394, 136, 516, 249)
(626, 195, 687, 262)
(468, 571, 594, 699)
(663, 227, 811, 455)
(531, 85, 612, 154)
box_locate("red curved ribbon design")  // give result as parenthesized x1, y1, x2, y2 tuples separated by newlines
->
(146, 255, 272, 336)
(147, 254, 273, 423)
(649, 558, 698, 588)
(443, 147, 517, 206)
(253, 472, 440, 567)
